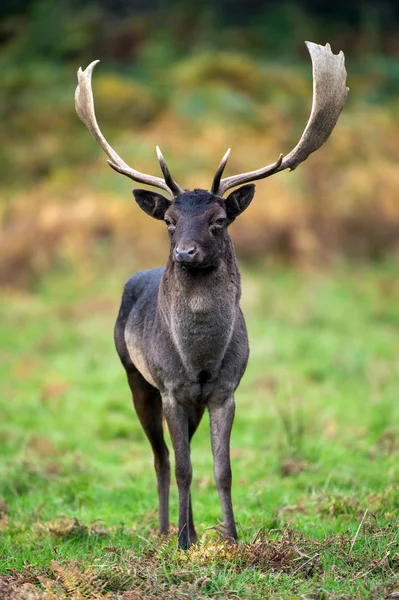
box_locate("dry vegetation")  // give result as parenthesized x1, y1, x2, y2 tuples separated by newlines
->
(1, 524, 399, 599)
(2, 51, 399, 287)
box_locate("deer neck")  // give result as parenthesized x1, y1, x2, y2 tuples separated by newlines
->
(159, 241, 241, 374)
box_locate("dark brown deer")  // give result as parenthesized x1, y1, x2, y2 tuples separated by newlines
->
(75, 42, 348, 549)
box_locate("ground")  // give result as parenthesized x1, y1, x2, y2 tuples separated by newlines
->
(1, 262, 399, 599)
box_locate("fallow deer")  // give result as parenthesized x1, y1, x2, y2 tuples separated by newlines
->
(75, 41, 348, 549)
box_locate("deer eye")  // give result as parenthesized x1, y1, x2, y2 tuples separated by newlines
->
(164, 218, 173, 227)
(215, 218, 225, 226)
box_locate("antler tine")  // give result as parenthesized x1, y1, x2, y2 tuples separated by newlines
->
(75, 61, 175, 196)
(215, 41, 349, 197)
(156, 146, 184, 197)
(210, 148, 231, 195)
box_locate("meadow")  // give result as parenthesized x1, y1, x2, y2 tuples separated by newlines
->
(1, 260, 399, 598)
(2, 4, 399, 597)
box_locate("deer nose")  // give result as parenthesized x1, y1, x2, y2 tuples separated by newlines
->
(175, 246, 198, 262)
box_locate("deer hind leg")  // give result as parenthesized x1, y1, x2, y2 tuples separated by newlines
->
(209, 396, 238, 542)
(127, 369, 170, 535)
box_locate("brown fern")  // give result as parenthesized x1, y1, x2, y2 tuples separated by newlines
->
(51, 561, 112, 600)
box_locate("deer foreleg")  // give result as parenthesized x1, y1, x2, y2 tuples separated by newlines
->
(209, 396, 238, 542)
(163, 396, 193, 550)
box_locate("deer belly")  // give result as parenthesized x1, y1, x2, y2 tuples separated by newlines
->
(125, 334, 158, 389)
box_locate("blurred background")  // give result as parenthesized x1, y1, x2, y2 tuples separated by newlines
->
(1, 0, 399, 288)
(2, 5, 399, 589)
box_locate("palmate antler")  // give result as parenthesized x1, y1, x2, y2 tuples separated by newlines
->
(76, 41, 348, 199)
(210, 41, 349, 197)
(75, 60, 183, 197)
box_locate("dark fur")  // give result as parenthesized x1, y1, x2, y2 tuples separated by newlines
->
(114, 185, 255, 549)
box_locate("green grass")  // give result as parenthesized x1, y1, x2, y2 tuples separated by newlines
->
(1, 262, 399, 598)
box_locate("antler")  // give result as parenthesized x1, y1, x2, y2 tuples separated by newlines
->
(75, 60, 183, 197)
(212, 41, 349, 197)
(210, 148, 231, 195)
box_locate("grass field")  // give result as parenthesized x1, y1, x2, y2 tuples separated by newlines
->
(1, 262, 399, 599)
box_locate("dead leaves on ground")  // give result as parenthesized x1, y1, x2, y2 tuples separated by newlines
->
(1, 523, 399, 599)
(34, 517, 108, 539)
(0, 562, 112, 600)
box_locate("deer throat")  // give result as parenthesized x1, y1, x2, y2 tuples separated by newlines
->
(169, 277, 239, 376)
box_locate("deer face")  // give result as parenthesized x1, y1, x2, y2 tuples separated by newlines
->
(133, 186, 255, 269)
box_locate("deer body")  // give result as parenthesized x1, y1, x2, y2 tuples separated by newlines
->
(114, 191, 250, 548)
(75, 41, 348, 549)
(117, 258, 248, 403)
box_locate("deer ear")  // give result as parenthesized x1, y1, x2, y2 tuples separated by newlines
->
(224, 184, 255, 223)
(133, 189, 171, 220)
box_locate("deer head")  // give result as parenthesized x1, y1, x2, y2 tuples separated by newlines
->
(75, 42, 348, 267)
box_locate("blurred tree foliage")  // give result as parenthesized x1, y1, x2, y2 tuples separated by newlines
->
(2, 0, 399, 63)
(1, 1, 399, 287)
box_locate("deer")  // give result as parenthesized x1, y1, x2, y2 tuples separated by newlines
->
(75, 41, 348, 550)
